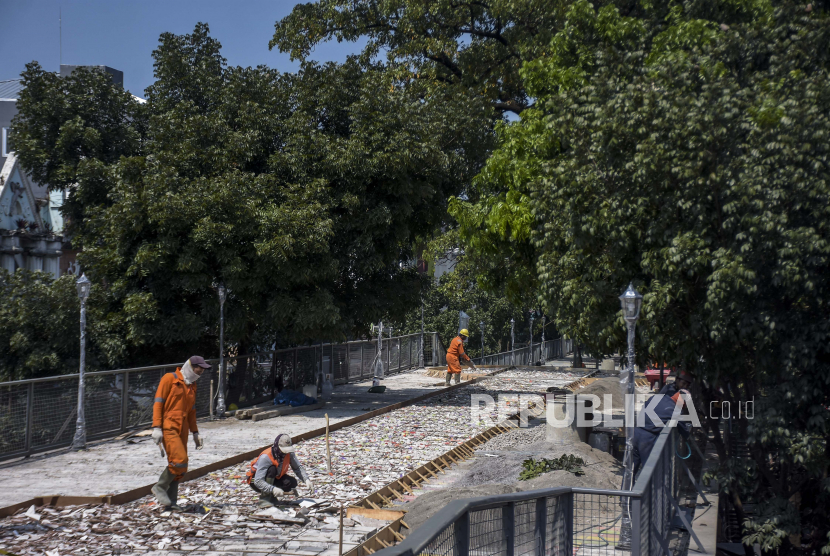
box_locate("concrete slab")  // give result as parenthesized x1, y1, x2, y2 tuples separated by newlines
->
(0, 369, 452, 507)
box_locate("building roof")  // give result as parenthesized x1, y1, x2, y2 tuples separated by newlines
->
(0, 79, 24, 101)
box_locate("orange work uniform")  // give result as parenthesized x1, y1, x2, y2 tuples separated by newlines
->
(446, 336, 470, 374)
(153, 368, 198, 480)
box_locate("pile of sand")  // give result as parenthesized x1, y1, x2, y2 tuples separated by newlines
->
(573, 376, 626, 410)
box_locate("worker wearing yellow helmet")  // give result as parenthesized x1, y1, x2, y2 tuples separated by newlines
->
(445, 329, 477, 385)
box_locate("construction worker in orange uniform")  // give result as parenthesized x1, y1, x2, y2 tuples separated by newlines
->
(151, 356, 211, 509)
(445, 329, 476, 385)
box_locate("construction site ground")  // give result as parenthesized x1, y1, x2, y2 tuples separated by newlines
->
(0, 369, 479, 507)
(0, 362, 631, 556)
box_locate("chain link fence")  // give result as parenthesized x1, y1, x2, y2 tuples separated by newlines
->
(375, 425, 707, 556)
(0, 332, 441, 461)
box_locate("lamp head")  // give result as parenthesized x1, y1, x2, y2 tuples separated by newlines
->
(619, 283, 643, 321)
(217, 284, 227, 304)
(76, 273, 91, 301)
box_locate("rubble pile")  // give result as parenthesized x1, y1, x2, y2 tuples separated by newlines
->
(0, 369, 585, 555)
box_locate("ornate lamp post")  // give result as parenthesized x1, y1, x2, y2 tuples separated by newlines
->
(479, 321, 485, 360)
(510, 318, 515, 366)
(71, 274, 92, 451)
(216, 285, 227, 417)
(617, 282, 643, 549)
(528, 311, 535, 365)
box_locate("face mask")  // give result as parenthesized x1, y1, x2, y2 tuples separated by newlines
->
(181, 360, 201, 385)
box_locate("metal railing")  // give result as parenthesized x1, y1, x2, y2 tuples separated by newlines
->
(375, 424, 707, 556)
(0, 332, 443, 461)
(473, 338, 574, 366)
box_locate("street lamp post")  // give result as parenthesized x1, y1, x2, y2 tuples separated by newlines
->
(617, 282, 643, 550)
(71, 274, 92, 451)
(529, 311, 535, 365)
(541, 315, 546, 364)
(216, 285, 227, 417)
(479, 321, 485, 361)
(510, 318, 515, 366)
(419, 300, 425, 369)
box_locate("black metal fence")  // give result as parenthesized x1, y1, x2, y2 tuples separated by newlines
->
(0, 332, 443, 461)
(374, 425, 708, 556)
(473, 338, 574, 366)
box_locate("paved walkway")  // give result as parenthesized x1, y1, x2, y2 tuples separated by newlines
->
(0, 369, 461, 507)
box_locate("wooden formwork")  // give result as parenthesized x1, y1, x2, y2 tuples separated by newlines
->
(346, 421, 518, 519)
(344, 516, 411, 556)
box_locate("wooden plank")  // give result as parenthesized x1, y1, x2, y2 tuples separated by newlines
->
(397, 480, 414, 494)
(346, 507, 405, 521)
(251, 402, 326, 422)
(387, 487, 405, 502)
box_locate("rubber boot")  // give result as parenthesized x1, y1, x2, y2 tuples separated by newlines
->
(445, 373, 451, 386)
(151, 468, 174, 507)
(167, 479, 182, 511)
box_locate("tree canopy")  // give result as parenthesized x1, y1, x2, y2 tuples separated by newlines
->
(11, 24, 489, 380)
(457, 0, 830, 550)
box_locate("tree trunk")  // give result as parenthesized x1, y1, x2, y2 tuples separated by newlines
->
(573, 344, 583, 368)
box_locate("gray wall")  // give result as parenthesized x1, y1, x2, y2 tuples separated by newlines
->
(1, 99, 17, 169)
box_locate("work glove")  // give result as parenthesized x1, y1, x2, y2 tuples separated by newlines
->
(271, 486, 285, 498)
(152, 427, 163, 445)
(193, 432, 204, 450)
(304, 479, 313, 490)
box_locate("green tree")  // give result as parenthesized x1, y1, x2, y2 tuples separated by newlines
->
(271, 0, 568, 117)
(462, 0, 830, 551)
(393, 231, 548, 360)
(11, 25, 486, 404)
(12, 64, 146, 237)
(0, 271, 96, 381)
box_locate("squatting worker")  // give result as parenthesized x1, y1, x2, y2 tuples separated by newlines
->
(246, 434, 313, 507)
(151, 356, 210, 509)
(445, 329, 476, 386)
(632, 389, 692, 475)
(659, 368, 693, 398)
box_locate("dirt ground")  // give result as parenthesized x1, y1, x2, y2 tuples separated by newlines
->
(400, 421, 623, 533)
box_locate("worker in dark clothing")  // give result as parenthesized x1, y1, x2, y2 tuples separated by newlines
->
(659, 368, 693, 398)
(632, 389, 692, 475)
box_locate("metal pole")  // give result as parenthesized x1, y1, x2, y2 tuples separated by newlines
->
(510, 318, 515, 366)
(419, 301, 425, 368)
(216, 294, 226, 416)
(479, 321, 485, 361)
(541, 316, 546, 364)
(71, 297, 87, 450)
(529, 312, 535, 366)
(617, 318, 637, 549)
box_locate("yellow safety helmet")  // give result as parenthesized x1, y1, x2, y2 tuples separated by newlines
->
(459, 329, 469, 337)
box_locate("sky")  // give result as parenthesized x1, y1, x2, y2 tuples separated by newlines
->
(0, 0, 366, 98)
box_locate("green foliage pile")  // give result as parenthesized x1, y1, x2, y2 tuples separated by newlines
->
(519, 454, 586, 481)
